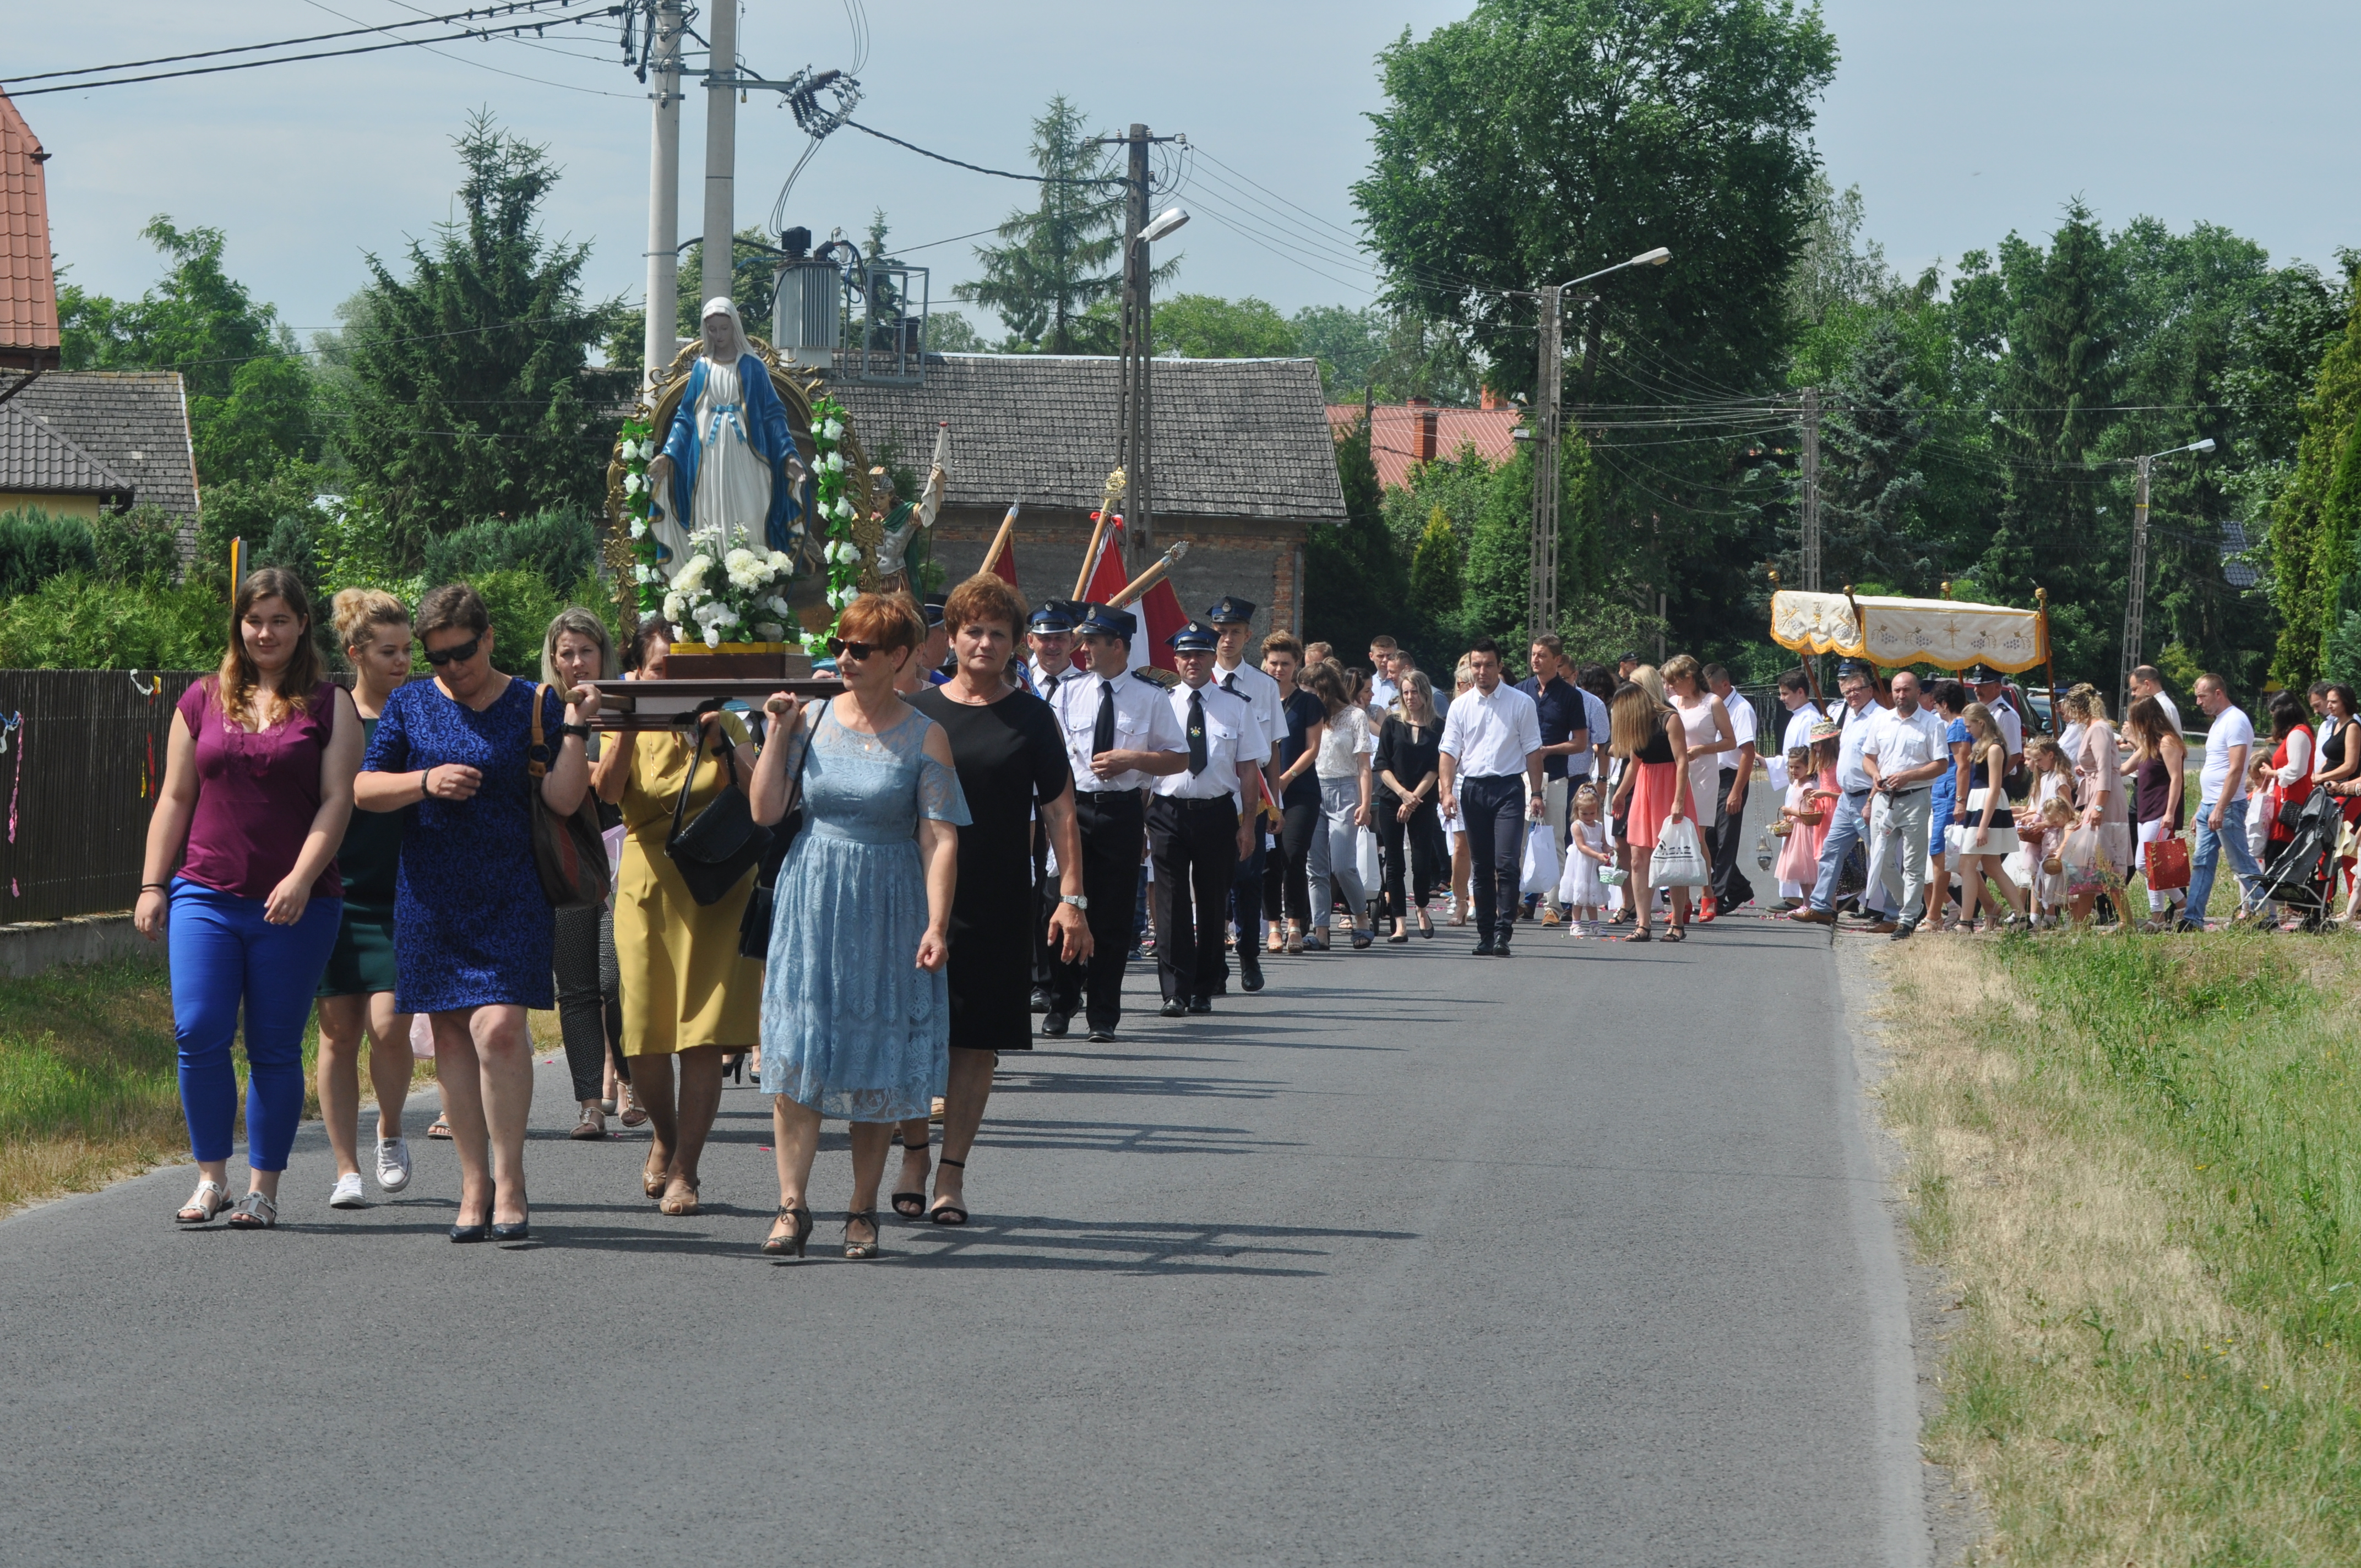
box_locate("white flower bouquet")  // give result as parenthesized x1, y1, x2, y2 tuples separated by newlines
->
(666, 526, 797, 646)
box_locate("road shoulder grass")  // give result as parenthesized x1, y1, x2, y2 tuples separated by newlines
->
(1872, 930, 2361, 1565)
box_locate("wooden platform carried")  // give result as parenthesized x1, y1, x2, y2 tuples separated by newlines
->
(574, 677, 842, 730)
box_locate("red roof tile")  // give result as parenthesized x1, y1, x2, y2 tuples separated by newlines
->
(0, 91, 61, 371)
(1326, 403, 1521, 491)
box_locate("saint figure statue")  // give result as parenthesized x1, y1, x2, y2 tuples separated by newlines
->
(644, 297, 805, 576)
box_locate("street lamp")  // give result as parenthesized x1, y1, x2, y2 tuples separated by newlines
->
(1141, 206, 1190, 243)
(2117, 436, 2218, 716)
(1528, 246, 1671, 640)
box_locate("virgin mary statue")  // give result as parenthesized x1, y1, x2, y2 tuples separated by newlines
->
(645, 297, 804, 577)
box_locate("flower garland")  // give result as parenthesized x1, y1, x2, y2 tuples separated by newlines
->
(805, 391, 862, 657)
(616, 416, 665, 617)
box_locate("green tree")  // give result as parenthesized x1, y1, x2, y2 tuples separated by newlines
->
(1810, 313, 1933, 592)
(1291, 304, 1387, 398)
(1154, 294, 1297, 359)
(2273, 276, 2361, 685)
(57, 219, 317, 485)
(1407, 507, 1462, 633)
(1355, 0, 1835, 660)
(1978, 203, 2124, 675)
(955, 97, 1130, 352)
(1304, 413, 1408, 656)
(341, 113, 628, 546)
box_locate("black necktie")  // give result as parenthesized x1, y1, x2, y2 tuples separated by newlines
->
(1043, 669, 1060, 697)
(1187, 689, 1208, 776)
(1222, 672, 1240, 695)
(1094, 679, 1116, 756)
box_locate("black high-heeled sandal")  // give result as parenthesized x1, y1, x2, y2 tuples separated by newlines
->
(928, 1156, 970, 1226)
(721, 1051, 745, 1085)
(843, 1208, 882, 1260)
(891, 1135, 931, 1219)
(763, 1204, 812, 1258)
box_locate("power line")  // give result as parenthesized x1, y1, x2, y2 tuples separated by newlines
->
(841, 119, 1126, 186)
(3, 1, 577, 83)
(298, 0, 639, 96)
(4, 3, 619, 97)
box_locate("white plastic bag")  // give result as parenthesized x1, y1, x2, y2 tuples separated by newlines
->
(1356, 829, 1381, 892)
(1520, 820, 1563, 896)
(1647, 817, 1709, 888)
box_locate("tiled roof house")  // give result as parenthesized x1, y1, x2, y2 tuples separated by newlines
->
(1326, 396, 1523, 491)
(0, 91, 200, 549)
(829, 355, 1343, 639)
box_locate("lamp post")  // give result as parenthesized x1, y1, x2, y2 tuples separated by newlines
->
(1529, 247, 1670, 642)
(2118, 436, 2216, 717)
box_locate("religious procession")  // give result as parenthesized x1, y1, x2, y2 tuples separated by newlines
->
(18, 3, 2361, 1561)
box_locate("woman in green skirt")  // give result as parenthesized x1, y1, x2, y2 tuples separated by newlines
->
(315, 589, 420, 1209)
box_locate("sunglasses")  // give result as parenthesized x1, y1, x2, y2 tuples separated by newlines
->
(825, 638, 881, 661)
(423, 634, 483, 667)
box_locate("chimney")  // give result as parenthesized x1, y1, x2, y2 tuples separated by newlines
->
(1415, 402, 1438, 462)
(1479, 384, 1503, 411)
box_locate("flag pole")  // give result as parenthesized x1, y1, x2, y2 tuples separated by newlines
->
(980, 500, 1020, 580)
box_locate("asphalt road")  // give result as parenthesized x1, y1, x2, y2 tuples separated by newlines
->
(1, 893, 1925, 1566)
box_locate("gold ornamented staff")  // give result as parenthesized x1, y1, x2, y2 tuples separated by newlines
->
(979, 500, 1020, 580)
(1072, 467, 1128, 600)
(1107, 539, 1190, 609)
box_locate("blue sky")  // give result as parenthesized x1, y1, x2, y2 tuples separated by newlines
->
(15, 2, 2357, 344)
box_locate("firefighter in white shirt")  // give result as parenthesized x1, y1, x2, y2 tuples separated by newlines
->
(1148, 621, 1271, 1016)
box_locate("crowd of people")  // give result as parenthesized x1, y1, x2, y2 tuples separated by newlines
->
(137, 559, 2315, 1253)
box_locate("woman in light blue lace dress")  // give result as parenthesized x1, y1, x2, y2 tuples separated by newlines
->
(748, 594, 968, 1260)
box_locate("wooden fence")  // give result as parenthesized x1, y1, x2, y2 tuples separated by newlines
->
(0, 669, 204, 923)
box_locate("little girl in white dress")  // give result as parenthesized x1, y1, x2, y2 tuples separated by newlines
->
(1561, 783, 1611, 936)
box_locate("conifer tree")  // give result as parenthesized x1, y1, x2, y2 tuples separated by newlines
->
(1408, 507, 1462, 636)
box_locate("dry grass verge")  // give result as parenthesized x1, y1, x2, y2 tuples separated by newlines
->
(1875, 930, 2361, 1564)
(0, 956, 556, 1215)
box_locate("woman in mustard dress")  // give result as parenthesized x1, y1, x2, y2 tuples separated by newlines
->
(591, 624, 763, 1216)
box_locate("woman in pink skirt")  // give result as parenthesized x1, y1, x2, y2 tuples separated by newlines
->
(1608, 665, 1693, 942)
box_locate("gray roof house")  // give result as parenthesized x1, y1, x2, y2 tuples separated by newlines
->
(0, 371, 200, 552)
(827, 354, 1344, 640)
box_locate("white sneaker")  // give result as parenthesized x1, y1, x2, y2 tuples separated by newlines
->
(375, 1137, 413, 1193)
(329, 1171, 366, 1208)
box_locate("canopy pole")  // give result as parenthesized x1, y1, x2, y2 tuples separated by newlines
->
(1770, 569, 1827, 710)
(1842, 582, 1884, 703)
(2037, 586, 2059, 736)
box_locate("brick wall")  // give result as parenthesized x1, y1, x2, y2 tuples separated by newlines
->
(927, 505, 1309, 643)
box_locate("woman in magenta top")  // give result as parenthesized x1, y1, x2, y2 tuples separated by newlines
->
(137, 568, 362, 1229)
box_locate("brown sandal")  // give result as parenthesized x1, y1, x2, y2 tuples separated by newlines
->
(643, 1162, 669, 1200)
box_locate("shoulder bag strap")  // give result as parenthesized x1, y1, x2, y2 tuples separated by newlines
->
(669, 717, 711, 843)
(528, 682, 551, 780)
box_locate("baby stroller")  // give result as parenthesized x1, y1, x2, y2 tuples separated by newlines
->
(2246, 785, 2341, 932)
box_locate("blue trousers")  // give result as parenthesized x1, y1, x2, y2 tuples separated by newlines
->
(2185, 795, 2264, 925)
(1809, 790, 1880, 915)
(1460, 775, 1525, 942)
(169, 879, 342, 1170)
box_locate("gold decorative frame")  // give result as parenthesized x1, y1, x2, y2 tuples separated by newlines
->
(601, 334, 884, 636)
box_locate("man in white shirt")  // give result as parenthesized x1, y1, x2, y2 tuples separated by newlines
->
(1437, 636, 1546, 956)
(1043, 603, 1189, 1042)
(1858, 670, 1949, 939)
(2128, 665, 2182, 737)
(1149, 621, 1271, 1018)
(1793, 667, 1888, 925)
(1704, 663, 1758, 913)
(2183, 672, 2263, 928)
(1966, 665, 2023, 765)
(1368, 634, 1401, 711)
(1207, 596, 1283, 992)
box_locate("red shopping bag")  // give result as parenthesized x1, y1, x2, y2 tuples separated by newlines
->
(2144, 836, 2190, 892)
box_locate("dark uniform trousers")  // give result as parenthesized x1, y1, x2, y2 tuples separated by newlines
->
(1050, 789, 1146, 1030)
(1030, 823, 1054, 994)
(1147, 794, 1241, 1004)
(1711, 766, 1755, 909)
(1460, 774, 1525, 943)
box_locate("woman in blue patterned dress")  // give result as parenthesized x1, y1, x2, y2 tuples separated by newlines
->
(356, 583, 591, 1243)
(748, 594, 968, 1260)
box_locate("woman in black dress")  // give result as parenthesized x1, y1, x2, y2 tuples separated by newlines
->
(898, 574, 1091, 1223)
(1374, 669, 1446, 940)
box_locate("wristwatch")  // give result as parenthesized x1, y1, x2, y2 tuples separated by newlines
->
(558, 723, 592, 740)
(1060, 893, 1089, 910)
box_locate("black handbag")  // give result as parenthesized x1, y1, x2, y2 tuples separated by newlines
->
(737, 705, 812, 960)
(527, 684, 609, 909)
(664, 711, 770, 907)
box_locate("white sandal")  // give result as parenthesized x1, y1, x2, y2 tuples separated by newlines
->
(226, 1190, 279, 1229)
(176, 1179, 231, 1225)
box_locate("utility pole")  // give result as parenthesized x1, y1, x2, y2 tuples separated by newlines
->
(1527, 284, 1564, 643)
(700, 0, 737, 317)
(1116, 124, 1153, 557)
(2119, 452, 2153, 719)
(640, 0, 683, 393)
(1799, 386, 1821, 592)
